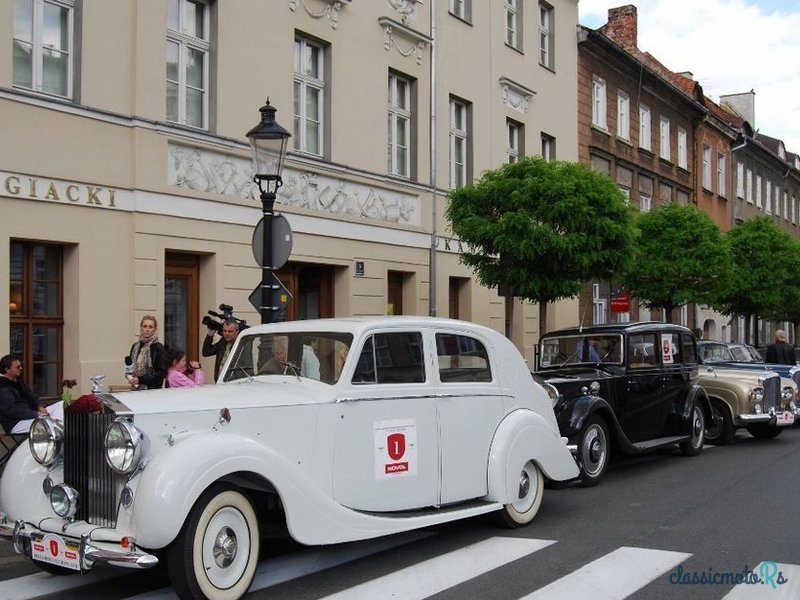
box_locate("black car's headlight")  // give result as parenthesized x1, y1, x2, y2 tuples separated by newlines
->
(29, 416, 64, 466)
(542, 382, 560, 407)
(105, 418, 145, 475)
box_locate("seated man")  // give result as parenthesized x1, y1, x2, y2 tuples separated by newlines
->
(259, 336, 289, 375)
(0, 354, 47, 434)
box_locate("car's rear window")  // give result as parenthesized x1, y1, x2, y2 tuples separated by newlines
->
(435, 333, 492, 382)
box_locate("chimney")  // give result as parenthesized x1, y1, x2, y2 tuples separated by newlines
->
(601, 5, 638, 50)
(720, 91, 756, 127)
(678, 71, 694, 80)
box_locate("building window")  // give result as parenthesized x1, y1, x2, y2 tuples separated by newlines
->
(13, 0, 74, 98)
(592, 283, 606, 325)
(736, 162, 744, 198)
(639, 105, 651, 151)
(539, 2, 553, 68)
(388, 72, 412, 178)
(717, 152, 726, 197)
(783, 191, 789, 220)
(680, 304, 688, 328)
(617, 91, 630, 141)
(449, 97, 470, 188)
(541, 133, 555, 161)
(449, 0, 471, 21)
(9, 241, 63, 400)
(792, 195, 797, 224)
(640, 192, 652, 212)
(505, 0, 521, 50)
(677, 128, 688, 169)
(746, 168, 753, 203)
(659, 116, 670, 161)
(764, 179, 770, 213)
(506, 119, 523, 163)
(592, 76, 607, 130)
(702, 145, 712, 189)
(166, 0, 210, 129)
(294, 35, 326, 156)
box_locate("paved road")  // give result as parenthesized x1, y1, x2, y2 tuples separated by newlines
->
(1, 426, 798, 599)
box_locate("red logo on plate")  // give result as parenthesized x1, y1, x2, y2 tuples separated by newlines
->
(49, 539, 59, 557)
(387, 433, 406, 460)
(385, 462, 409, 474)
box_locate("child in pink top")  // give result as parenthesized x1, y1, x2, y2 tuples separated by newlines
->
(166, 349, 205, 388)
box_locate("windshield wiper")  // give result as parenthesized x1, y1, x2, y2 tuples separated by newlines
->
(278, 360, 301, 381)
(225, 366, 253, 382)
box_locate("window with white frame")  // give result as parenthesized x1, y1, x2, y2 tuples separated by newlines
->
(783, 191, 789, 220)
(449, 97, 469, 188)
(639, 104, 651, 151)
(659, 116, 670, 161)
(765, 179, 771, 213)
(505, 0, 521, 50)
(541, 133, 555, 161)
(639, 192, 652, 212)
(13, 0, 74, 98)
(717, 152, 726, 197)
(678, 128, 688, 169)
(793, 195, 797, 224)
(294, 36, 326, 156)
(617, 91, 630, 141)
(680, 305, 688, 328)
(167, 0, 210, 129)
(736, 162, 744, 198)
(388, 72, 412, 178)
(506, 119, 523, 163)
(756, 175, 763, 209)
(539, 2, 553, 69)
(449, 0, 471, 21)
(592, 76, 607, 130)
(702, 145, 712, 189)
(592, 283, 606, 325)
(746, 168, 753, 203)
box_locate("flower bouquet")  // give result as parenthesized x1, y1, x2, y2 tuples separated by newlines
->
(61, 378, 77, 403)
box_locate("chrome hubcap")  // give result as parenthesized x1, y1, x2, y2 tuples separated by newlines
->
(582, 425, 607, 475)
(518, 470, 530, 499)
(213, 526, 238, 568)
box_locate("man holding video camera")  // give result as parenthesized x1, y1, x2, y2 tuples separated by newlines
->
(202, 319, 240, 381)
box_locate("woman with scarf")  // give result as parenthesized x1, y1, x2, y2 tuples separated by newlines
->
(127, 315, 166, 390)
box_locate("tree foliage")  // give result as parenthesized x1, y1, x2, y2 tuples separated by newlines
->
(446, 156, 634, 309)
(621, 203, 730, 321)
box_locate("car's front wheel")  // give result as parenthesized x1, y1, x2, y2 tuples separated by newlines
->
(679, 404, 705, 456)
(168, 484, 260, 600)
(498, 461, 544, 527)
(704, 399, 735, 445)
(578, 415, 609, 487)
(746, 424, 783, 440)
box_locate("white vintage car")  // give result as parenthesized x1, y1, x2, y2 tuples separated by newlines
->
(0, 317, 577, 600)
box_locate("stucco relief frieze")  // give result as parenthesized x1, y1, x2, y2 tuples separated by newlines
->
(289, 0, 351, 30)
(378, 17, 430, 65)
(499, 76, 537, 115)
(387, 0, 420, 24)
(167, 144, 420, 226)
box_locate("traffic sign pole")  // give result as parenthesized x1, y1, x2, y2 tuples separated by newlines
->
(260, 187, 277, 324)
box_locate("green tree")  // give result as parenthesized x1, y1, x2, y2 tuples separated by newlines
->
(719, 216, 798, 345)
(621, 202, 730, 323)
(446, 156, 633, 333)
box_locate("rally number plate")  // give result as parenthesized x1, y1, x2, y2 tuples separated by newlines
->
(776, 412, 795, 426)
(31, 532, 81, 571)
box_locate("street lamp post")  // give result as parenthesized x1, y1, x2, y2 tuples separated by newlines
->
(247, 99, 291, 325)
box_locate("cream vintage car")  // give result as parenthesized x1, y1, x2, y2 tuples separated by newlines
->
(0, 317, 578, 600)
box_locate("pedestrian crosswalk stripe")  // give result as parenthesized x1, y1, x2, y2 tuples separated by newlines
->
(318, 537, 555, 600)
(0, 569, 121, 600)
(721, 562, 800, 600)
(520, 546, 692, 600)
(122, 531, 433, 600)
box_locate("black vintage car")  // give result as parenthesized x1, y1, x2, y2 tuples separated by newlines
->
(535, 322, 712, 486)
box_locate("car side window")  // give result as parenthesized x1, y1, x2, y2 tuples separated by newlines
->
(628, 334, 658, 368)
(352, 332, 426, 384)
(436, 333, 492, 382)
(681, 334, 697, 364)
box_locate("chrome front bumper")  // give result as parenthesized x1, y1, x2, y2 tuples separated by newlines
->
(738, 411, 794, 426)
(0, 519, 158, 572)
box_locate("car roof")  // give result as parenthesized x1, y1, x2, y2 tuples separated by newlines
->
(540, 321, 692, 339)
(240, 316, 500, 338)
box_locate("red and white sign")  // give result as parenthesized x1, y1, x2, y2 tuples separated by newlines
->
(662, 334, 674, 364)
(31, 533, 80, 571)
(374, 419, 417, 479)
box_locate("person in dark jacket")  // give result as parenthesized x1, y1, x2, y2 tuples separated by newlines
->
(127, 315, 166, 390)
(765, 329, 795, 365)
(202, 319, 240, 381)
(0, 354, 47, 433)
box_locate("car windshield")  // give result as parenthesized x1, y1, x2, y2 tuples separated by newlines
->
(539, 334, 623, 367)
(729, 344, 761, 363)
(223, 331, 353, 384)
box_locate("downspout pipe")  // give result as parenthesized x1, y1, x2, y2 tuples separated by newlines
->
(428, 0, 438, 316)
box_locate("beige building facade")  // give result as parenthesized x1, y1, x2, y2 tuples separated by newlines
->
(1, 0, 579, 398)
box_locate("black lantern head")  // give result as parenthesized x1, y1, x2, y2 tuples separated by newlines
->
(247, 99, 291, 194)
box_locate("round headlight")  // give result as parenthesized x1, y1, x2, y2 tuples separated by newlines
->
(105, 418, 145, 475)
(50, 484, 79, 518)
(749, 388, 764, 403)
(783, 387, 794, 401)
(754, 403, 763, 414)
(29, 417, 64, 466)
(542, 382, 560, 407)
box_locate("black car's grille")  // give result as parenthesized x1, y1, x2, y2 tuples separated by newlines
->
(762, 373, 779, 412)
(64, 409, 123, 528)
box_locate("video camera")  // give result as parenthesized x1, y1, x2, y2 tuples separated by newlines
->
(202, 303, 249, 333)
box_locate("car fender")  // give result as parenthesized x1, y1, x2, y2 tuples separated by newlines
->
(485, 410, 578, 504)
(128, 431, 314, 549)
(556, 394, 618, 438)
(0, 445, 54, 521)
(683, 384, 711, 423)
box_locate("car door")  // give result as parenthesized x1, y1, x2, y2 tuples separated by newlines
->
(658, 331, 691, 435)
(622, 332, 664, 441)
(434, 330, 504, 505)
(331, 330, 440, 512)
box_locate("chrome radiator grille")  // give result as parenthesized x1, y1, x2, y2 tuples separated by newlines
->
(762, 373, 779, 412)
(64, 409, 122, 528)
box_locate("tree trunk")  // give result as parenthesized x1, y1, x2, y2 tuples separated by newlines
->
(662, 305, 675, 324)
(505, 295, 515, 340)
(752, 315, 760, 348)
(743, 314, 751, 345)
